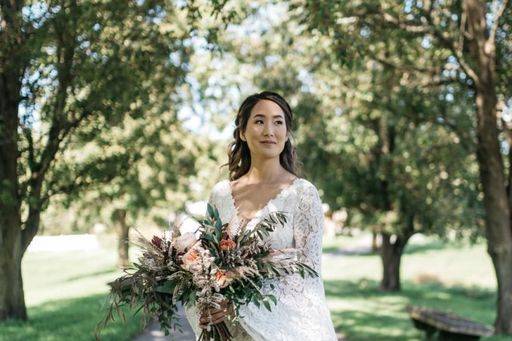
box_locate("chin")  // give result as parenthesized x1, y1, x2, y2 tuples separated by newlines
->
(254, 150, 278, 158)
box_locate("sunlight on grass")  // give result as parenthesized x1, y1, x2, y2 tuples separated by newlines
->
(22, 249, 122, 306)
(321, 233, 502, 340)
(0, 245, 145, 341)
(0, 294, 143, 341)
(0, 233, 506, 340)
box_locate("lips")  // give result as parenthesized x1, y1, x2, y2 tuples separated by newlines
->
(260, 141, 276, 144)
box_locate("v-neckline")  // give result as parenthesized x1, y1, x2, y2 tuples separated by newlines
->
(228, 177, 300, 227)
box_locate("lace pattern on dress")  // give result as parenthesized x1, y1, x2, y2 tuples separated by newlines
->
(184, 178, 337, 341)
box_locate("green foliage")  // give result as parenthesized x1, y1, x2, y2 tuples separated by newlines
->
(20, 0, 226, 234)
(283, 1, 485, 240)
(1, 0, 218, 240)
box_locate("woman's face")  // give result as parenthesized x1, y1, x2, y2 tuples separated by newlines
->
(241, 99, 288, 159)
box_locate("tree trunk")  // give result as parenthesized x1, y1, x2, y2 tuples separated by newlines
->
(0, 211, 27, 321)
(474, 84, 512, 333)
(473, 82, 512, 333)
(380, 232, 409, 291)
(464, 1, 512, 334)
(113, 209, 129, 268)
(0, 59, 26, 319)
(477, 89, 512, 334)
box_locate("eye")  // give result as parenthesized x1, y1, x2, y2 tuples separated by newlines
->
(275, 120, 283, 125)
(255, 119, 264, 124)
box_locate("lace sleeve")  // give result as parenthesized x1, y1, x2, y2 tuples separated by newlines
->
(226, 181, 337, 341)
(293, 183, 324, 276)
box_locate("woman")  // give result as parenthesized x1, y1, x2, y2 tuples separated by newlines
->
(184, 91, 337, 340)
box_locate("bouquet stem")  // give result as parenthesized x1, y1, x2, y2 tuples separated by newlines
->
(198, 321, 233, 341)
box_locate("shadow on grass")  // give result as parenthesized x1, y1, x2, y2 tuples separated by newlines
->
(323, 246, 377, 257)
(324, 240, 471, 258)
(65, 267, 119, 282)
(0, 293, 145, 341)
(324, 279, 498, 341)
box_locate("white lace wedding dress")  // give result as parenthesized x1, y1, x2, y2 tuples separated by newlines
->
(184, 178, 337, 340)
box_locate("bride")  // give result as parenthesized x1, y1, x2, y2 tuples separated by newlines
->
(184, 91, 337, 340)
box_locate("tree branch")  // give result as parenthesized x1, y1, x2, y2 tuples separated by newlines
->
(419, 77, 462, 88)
(369, 53, 467, 88)
(17, 124, 35, 201)
(372, 54, 441, 74)
(418, 7, 480, 84)
(21, 0, 80, 252)
(488, 0, 509, 46)
(381, 12, 430, 34)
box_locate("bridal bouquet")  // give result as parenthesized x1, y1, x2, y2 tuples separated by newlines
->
(96, 204, 317, 341)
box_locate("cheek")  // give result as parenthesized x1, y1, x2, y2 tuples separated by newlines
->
(246, 124, 262, 137)
(278, 126, 288, 138)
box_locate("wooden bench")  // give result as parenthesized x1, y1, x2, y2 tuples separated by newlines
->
(406, 305, 494, 340)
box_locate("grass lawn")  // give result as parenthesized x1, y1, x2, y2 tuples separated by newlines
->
(0, 232, 509, 341)
(322, 233, 508, 340)
(0, 246, 146, 341)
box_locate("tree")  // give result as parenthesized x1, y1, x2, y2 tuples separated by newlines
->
(296, 0, 512, 334)
(295, 60, 481, 291)
(0, 0, 198, 320)
(65, 116, 206, 268)
(208, 0, 482, 292)
(193, 0, 472, 296)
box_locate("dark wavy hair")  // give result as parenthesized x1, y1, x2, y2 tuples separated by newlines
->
(222, 91, 301, 181)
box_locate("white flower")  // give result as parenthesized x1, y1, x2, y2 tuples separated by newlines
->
(174, 232, 198, 253)
(163, 230, 174, 242)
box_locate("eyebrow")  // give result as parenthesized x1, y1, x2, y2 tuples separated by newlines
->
(253, 114, 284, 119)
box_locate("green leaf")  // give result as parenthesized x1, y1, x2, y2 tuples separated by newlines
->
(155, 282, 175, 294)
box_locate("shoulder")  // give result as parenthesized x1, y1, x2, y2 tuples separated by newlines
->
(295, 178, 319, 196)
(208, 179, 230, 203)
(293, 179, 324, 222)
(212, 179, 230, 193)
(294, 178, 322, 208)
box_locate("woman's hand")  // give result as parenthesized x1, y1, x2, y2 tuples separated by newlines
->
(199, 299, 233, 329)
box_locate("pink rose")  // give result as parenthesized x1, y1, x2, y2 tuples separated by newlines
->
(219, 238, 236, 251)
(181, 245, 213, 272)
(214, 269, 234, 289)
(181, 248, 201, 271)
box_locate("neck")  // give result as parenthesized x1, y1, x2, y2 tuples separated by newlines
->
(245, 156, 286, 184)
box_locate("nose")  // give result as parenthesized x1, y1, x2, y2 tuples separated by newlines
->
(263, 122, 275, 137)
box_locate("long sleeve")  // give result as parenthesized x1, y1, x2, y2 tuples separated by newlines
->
(183, 179, 336, 341)
(293, 183, 324, 277)
(236, 181, 336, 341)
